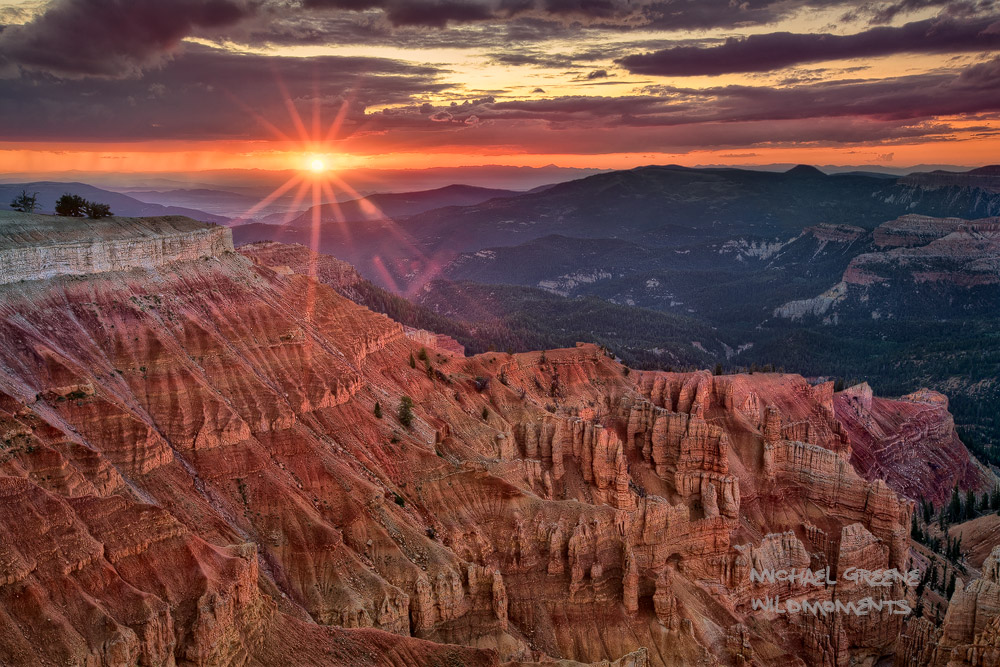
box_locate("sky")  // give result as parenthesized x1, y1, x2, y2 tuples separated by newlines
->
(0, 0, 998, 175)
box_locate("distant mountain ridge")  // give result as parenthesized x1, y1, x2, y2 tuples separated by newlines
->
(900, 165, 1000, 192)
(232, 163, 1000, 294)
(284, 183, 522, 226)
(0, 181, 227, 223)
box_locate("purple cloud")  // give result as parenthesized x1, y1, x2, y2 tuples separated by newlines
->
(619, 15, 1000, 76)
(0, 0, 258, 77)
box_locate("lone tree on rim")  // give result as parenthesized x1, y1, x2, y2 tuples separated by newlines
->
(9, 190, 38, 213)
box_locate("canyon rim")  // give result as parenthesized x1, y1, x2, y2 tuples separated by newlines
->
(2, 0, 1000, 664)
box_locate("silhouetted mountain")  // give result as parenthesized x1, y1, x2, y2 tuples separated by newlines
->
(784, 164, 826, 177)
(898, 164, 1000, 193)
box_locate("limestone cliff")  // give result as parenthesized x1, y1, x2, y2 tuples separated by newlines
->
(0, 211, 233, 284)
(774, 214, 1000, 321)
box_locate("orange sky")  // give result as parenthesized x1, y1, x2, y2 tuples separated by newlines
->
(0, 1, 998, 175)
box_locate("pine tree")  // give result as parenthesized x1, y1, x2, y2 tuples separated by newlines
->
(948, 485, 962, 523)
(398, 396, 414, 428)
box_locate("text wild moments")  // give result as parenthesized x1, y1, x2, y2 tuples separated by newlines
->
(750, 567, 920, 616)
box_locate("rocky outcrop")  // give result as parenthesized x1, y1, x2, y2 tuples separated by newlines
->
(0, 212, 233, 284)
(404, 326, 466, 355)
(775, 214, 1000, 321)
(837, 383, 993, 503)
(924, 546, 1000, 666)
(845, 218, 1000, 287)
(773, 281, 848, 321)
(872, 214, 968, 248)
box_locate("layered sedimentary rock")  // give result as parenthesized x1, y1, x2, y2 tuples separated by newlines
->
(0, 211, 233, 284)
(844, 217, 1000, 287)
(837, 383, 992, 504)
(0, 224, 990, 666)
(239, 239, 361, 289)
(776, 214, 1000, 321)
(904, 545, 1000, 667)
(871, 214, 969, 249)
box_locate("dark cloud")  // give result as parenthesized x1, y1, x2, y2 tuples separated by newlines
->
(4, 42, 998, 149)
(383, 1, 495, 28)
(2, 0, 985, 84)
(0, 0, 995, 158)
(301, 0, 648, 26)
(0, 44, 447, 140)
(0, 0, 259, 77)
(841, 0, 991, 24)
(297, 0, 894, 31)
(841, 0, 949, 24)
(619, 14, 1000, 76)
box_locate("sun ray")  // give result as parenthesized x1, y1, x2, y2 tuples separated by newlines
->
(230, 174, 303, 224)
(222, 90, 295, 144)
(324, 80, 362, 144)
(312, 71, 322, 145)
(276, 178, 314, 227)
(272, 67, 312, 146)
(305, 177, 325, 323)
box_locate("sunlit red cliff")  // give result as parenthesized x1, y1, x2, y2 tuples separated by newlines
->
(0, 212, 997, 666)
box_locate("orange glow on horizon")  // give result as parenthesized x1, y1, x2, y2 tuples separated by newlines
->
(1, 118, 999, 175)
(2, 134, 999, 176)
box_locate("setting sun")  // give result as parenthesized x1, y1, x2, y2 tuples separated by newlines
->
(309, 157, 326, 173)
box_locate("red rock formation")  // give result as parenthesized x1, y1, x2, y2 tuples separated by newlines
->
(920, 546, 1000, 666)
(837, 383, 993, 504)
(0, 230, 978, 666)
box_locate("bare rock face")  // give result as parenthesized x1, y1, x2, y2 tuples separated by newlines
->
(871, 214, 969, 249)
(0, 230, 984, 666)
(775, 213, 1000, 321)
(845, 217, 1000, 287)
(921, 546, 1000, 666)
(0, 211, 233, 284)
(836, 383, 993, 504)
